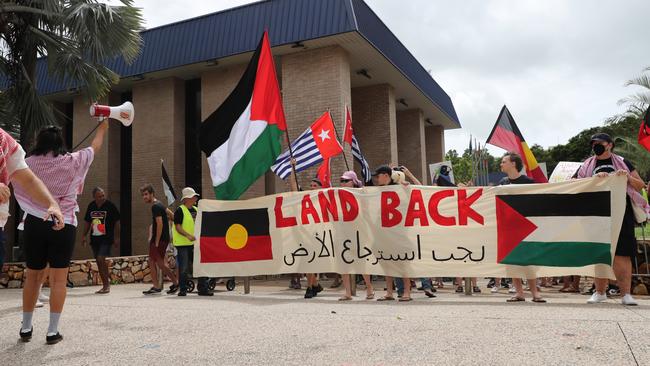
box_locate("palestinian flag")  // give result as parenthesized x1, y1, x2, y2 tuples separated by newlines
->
(200, 208, 273, 263)
(496, 191, 612, 266)
(486, 105, 548, 183)
(637, 105, 650, 153)
(199, 31, 286, 200)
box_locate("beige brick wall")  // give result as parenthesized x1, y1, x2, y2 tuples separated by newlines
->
(397, 109, 427, 184)
(281, 46, 352, 191)
(130, 78, 185, 256)
(200, 64, 267, 200)
(351, 84, 398, 173)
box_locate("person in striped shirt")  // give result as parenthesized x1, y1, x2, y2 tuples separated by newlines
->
(15, 120, 108, 345)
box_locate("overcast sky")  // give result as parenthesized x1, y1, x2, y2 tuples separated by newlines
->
(125, 0, 650, 156)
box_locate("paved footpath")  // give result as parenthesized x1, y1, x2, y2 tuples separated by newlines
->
(1, 280, 649, 365)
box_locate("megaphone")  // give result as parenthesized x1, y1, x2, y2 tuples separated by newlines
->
(89, 101, 135, 126)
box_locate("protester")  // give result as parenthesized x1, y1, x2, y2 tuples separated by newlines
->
(498, 152, 546, 303)
(173, 187, 212, 296)
(304, 178, 324, 298)
(575, 133, 645, 306)
(140, 184, 179, 295)
(337, 171, 375, 301)
(14, 122, 103, 345)
(82, 187, 120, 294)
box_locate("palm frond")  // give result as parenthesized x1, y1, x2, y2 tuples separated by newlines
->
(624, 74, 650, 90)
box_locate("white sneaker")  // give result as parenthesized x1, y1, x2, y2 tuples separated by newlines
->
(35, 300, 44, 308)
(38, 292, 49, 303)
(491, 286, 499, 293)
(621, 294, 638, 306)
(587, 292, 608, 304)
(508, 286, 516, 294)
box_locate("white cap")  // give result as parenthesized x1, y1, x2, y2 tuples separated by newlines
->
(181, 187, 200, 201)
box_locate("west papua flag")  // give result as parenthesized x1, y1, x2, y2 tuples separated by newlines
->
(637, 106, 650, 153)
(199, 31, 286, 200)
(271, 111, 343, 179)
(342, 106, 371, 183)
(486, 105, 548, 183)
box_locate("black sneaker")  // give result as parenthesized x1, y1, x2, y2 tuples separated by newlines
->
(455, 286, 463, 293)
(424, 290, 437, 298)
(166, 284, 179, 295)
(46, 332, 63, 345)
(198, 291, 214, 296)
(314, 283, 323, 293)
(178, 291, 187, 297)
(19, 327, 32, 342)
(304, 287, 314, 299)
(142, 287, 162, 295)
(473, 286, 482, 293)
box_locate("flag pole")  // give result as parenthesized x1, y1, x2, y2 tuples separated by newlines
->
(282, 129, 301, 190)
(329, 109, 351, 171)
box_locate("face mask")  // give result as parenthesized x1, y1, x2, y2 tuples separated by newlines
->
(593, 144, 606, 156)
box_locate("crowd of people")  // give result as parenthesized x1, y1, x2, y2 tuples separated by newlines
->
(0, 122, 643, 346)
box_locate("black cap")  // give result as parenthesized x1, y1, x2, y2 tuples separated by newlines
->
(590, 133, 613, 145)
(372, 165, 392, 176)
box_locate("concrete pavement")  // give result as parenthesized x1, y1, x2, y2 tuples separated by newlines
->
(1, 280, 648, 365)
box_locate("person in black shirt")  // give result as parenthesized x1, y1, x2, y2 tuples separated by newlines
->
(498, 152, 545, 303)
(140, 183, 178, 295)
(577, 133, 645, 306)
(82, 187, 120, 294)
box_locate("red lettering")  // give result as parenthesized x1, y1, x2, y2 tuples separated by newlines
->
(317, 189, 339, 223)
(338, 189, 359, 222)
(381, 191, 402, 227)
(274, 196, 297, 228)
(428, 190, 456, 226)
(405, 189, 429, 226)
(457, 189, 484, 225)
(301, 194, 321, 224)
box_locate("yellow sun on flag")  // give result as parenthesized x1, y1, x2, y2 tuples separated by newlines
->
(225, 223, 248, 250)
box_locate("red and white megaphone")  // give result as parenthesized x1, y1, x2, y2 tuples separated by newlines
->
(89, 101, 135, 126)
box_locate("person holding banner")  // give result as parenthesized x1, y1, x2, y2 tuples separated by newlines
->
(14, 122, 105, 345)
(576, 133, 645, 306)
(498, 152, 546, 303)
(337, 171, 375, 301)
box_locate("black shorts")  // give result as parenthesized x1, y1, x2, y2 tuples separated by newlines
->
(90, 236, 112, 258)
(615, 202, 637, 258)
(23, 214, 76, 270)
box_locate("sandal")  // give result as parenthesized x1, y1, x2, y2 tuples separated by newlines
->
(377, 296, 395, 301)
(95, 288, 110, 294)
(398, 297, 413, 302)
(506, 296, 526, 302)
(532, 297, 547, 303)
(559, 287, 579, 293)
(338, 296, 353, 301)
(366, 292, 375, 300)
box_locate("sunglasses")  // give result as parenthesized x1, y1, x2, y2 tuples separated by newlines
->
(340, 179, 351, 183)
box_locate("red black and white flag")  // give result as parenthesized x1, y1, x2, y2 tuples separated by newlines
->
(342, 106, 371, 183)
(637, 106, 650, 153)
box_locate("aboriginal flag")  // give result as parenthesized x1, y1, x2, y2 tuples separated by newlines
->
(199, 208, 273, 263)
(487, 105, 548, 183)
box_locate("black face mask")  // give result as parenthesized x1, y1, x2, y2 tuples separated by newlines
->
(593, 144, 606, 156)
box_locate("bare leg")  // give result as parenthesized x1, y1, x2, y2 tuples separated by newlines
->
(403, 277, 411, 299)
(48, 268, 69, 313)
(385, 276, 394, 297)
(154, 257, 177, 286)
(341, 274, 352, 298)
(96, 256, 110, 291)
(362, 274, 374, 296)
(149, 256, 159, 289)
(613, 256, 632, 296)
(23, 269, 46, 312)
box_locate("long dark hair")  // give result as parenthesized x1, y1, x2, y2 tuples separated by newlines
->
(30, 125, 68, 157)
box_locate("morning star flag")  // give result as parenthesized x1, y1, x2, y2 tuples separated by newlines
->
(161, 160, 177, 206)
(637, 106, 650, 153)
(194, 176, 626, 278)
(486, 105, 548, 183)
(199, 31, 286, 200)
(343, 106, 371, 183)
(271, 111, 343, 179)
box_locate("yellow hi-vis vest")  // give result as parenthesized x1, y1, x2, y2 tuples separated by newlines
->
(172, 205, 196, 247)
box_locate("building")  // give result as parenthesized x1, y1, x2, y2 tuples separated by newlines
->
(8, 0, 460, 260)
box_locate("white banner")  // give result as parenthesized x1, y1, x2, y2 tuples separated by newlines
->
(194, 176, 626, 279)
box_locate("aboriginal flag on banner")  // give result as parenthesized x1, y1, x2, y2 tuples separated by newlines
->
(495, 192, 612, 266)
(486, 105, 548, 183)
(637, 106, 650, 153)
(200, 208, 273, 263)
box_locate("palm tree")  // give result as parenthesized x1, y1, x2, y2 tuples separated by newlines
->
(0, 0, 143, 145)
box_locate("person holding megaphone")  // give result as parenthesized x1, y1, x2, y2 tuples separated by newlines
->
(14, 116, 110, 345)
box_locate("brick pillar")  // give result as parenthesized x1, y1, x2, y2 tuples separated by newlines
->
(200, 64, 268, 199)
(425, 125, 445, 181)
(70, 95, 122, 259)
(131, 78, 185, 256)
(397, 109, 427, 184)
(351, 84, 398, 174)
(279, 46, 352, 191)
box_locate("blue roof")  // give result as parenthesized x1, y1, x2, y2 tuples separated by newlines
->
(31, 0, 460, 126)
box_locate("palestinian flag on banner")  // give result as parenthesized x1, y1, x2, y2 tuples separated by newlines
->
(200, 208, 273, 263)
(199, 31, 286, 200)
(496, 191, 612, 266)
(486, 105, 548, 183)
